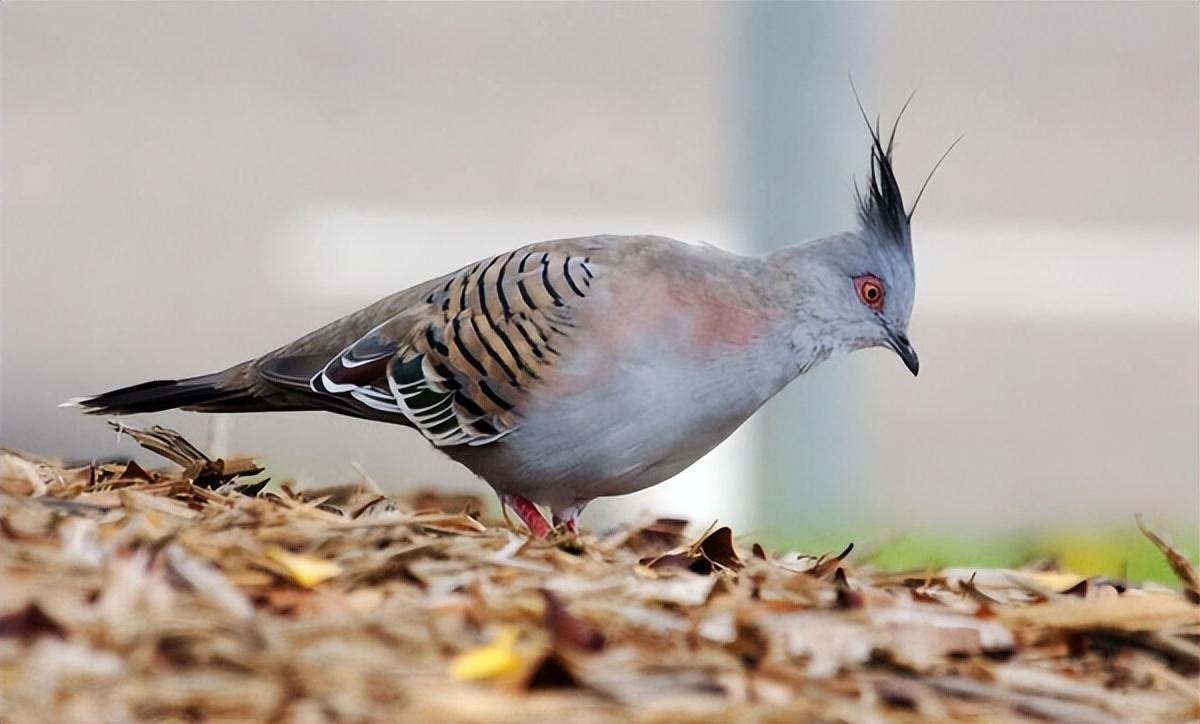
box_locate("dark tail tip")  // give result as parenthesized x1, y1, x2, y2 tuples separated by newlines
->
(68, 375, 241, 415)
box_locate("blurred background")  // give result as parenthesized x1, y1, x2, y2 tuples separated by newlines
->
(3, 2, 1196, 578)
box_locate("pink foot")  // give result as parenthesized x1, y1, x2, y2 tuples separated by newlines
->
(552, 502, 588, 535)
(502, 494, 552, 538)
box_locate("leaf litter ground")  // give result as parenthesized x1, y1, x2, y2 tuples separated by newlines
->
(0, 425, 1196, 722)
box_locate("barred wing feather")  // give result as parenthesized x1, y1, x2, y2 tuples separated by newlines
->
(310, 249, 597, 446)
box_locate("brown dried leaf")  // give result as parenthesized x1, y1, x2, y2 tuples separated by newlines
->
(540, 589, 604, 651)
(808, 542, 855, 579)
(698, 526, 743, 571)
(640, 524, 742, 574)
(521, 652, 583, 691)
(117, 459, 155, 483)
(1137, 515, 1200, 604)
(0, 602, 68, 644)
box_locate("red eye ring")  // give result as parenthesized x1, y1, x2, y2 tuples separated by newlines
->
(854, 275, 886, 310)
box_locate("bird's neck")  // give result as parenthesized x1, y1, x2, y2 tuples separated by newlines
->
(758, 238, 852, 383)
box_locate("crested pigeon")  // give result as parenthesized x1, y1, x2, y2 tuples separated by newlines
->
(72, 113, 930, 538)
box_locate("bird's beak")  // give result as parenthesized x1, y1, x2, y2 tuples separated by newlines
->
(886, 331, 920, 377)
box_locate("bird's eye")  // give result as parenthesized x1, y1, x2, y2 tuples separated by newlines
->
(854, 275, 885, 310)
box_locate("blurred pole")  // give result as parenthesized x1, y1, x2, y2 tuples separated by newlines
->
(207, 414, 231, 460)
(735, 3, 869, 543)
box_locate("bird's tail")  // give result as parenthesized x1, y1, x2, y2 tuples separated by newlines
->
(67, 362, 271, 415)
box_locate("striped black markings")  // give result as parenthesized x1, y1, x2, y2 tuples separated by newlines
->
(475, 252, 536, 383)
(431, 361, 461, 390)
(484, 313, 540, 382)
(424, 327, 449, 357)
(398, 249, 596, 443)
(450, 317, 488, 377)
(494, 251, 517, 318)
(562, 256, 586, 298)
(474, 254, 502, 315)
(429, 249, 592, 316)
(454, 392, 485, 418)
(477, 253, 535, 381)
(520, 314, 561, 356)
(430, 250, 594, 374)
(468, 315, 519, 386)
(471, 419, 500, 436)
(457, 261, 482, 312)
(477, 380, 514, 411)
(512, 317, 545, 360)
(514, 251, 540, 311)
(540, 253, 565, 306)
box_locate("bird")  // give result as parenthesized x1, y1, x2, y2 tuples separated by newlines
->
(71, 106, 939, 539)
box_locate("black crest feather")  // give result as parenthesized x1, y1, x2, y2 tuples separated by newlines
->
(849, 78, 962, 247)
(850, 80, 912, 245)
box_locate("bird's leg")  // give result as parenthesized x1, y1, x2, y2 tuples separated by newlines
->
(501, 494, 552, 539)
(551, 502, 588, 535)
(552, 514, 577, 535)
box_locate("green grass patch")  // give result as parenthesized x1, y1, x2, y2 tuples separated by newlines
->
(767, 524, 1198, 586)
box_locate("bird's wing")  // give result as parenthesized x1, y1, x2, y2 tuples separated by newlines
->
(260, 246, 600, 446)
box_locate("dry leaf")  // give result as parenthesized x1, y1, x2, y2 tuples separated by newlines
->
(639, 525, 743, 573)
(541, 589, 604, 651)
(0, 602, 67, 644)
(1137, 515, 1200, 604)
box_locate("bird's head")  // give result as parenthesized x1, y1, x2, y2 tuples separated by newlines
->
(812, 221, 919, 376)
(775, 95, 955, 378)
(830, 116, 920, 376)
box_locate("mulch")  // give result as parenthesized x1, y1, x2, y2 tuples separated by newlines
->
(0, 425, 1196, 722)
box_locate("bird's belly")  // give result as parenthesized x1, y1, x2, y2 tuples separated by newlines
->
(487, 349, 773, 506)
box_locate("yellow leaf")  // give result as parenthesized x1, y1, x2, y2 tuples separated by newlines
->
(265, 546, 342, 588)
(450, 627, 524, 681)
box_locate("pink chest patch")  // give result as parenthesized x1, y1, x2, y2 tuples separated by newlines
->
(605, 273, 774, 356)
